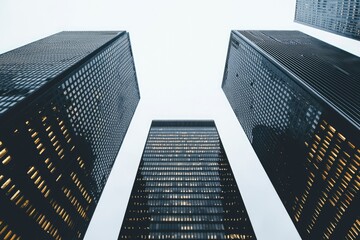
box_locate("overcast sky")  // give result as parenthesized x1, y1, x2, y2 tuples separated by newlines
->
(1, 0, 359, 239)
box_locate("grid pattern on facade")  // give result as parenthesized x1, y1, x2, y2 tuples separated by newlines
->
(239, 30, 360, 128)
(222, 30, 359, 240)
(0, 31, 120, 115)
(59, 32, 140, 197)
(119, 121, 256, 240)
(223, 32, 323, 143)
(294, 0, 360, 40)
(0, 32, 140, 240)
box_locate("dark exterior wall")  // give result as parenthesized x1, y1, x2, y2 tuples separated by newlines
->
(222, 30, 359, 240)
(0, 32, 140, 240)
(119, 120, 256, 240)
(295, 0, 360, 40)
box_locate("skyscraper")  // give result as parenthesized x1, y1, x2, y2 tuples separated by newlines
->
(119, 120, 256, 240)
(0, 31, 140, 239)
(294, 0, 360, 40)
(222, 30, 359, 239)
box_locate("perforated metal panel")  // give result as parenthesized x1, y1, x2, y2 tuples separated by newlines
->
(239, 30, 360, 128)
(0, 31, 121, 115)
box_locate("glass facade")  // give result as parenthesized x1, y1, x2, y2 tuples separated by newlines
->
(222, 30, 359, 239)
(119, 120, 256, 240)
(294, 0, 360, 40)
(0, 32, 140, 239)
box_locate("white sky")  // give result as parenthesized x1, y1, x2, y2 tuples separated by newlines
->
(0, 0, 359, 239)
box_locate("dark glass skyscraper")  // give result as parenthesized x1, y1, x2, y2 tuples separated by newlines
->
(295, 0, 360, 40)
(119, 120, 256, 240)
(222, 30, 359, 240)
(0, 31, 140, 239)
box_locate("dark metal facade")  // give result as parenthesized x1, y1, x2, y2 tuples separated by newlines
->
(294, 0, 360, 40)
(222, 30, 359, 240)
(0, 32, 140, 239)
(119, 120, 256, 240)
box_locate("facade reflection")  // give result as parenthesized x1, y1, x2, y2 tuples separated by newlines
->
(0, 31, 140, 239)
(222, 30, 360, 239)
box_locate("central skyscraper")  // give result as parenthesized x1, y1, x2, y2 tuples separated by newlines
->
(119, 120, 256, 240)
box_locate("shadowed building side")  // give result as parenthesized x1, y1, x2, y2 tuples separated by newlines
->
(222, 30, 360, 240)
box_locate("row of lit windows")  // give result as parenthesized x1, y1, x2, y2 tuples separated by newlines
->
(147, 223, 225, 231)
(150, 215, 224, 222)
(28, 118, 57, 176)
(57, 119, 72, 145)
(147, 232, 249, 239)
(148, 133, 220, 137)
(141, 171, 222, 176)
(149, 132, 218, 136)
(150, 127, 216, 131)
(0, 173, 62, 239)
(345, 219, 360, 240)
(146, 193, 226, 199)
(148, 131, 218, 135)
(143, 154, 223, 158)
(146, 141, 220, 145)
(147, 138, 220, 142)
(141, 187, 222, 193)
(76, 156, 85, 170)
(146, 146, 220, 150)
(146, 199, 223, 206)
(144, 150, 221, 154)
(49, 199, 73, 228)
(147, 206, 225, 214)
(140, 166, 221, 171)
(141, 176, 221, 181)
(142, 161, 225, 166)
(142, 157, 226, 162)
(129, 194, 236, 201)
(148, 135, 219, 139)
(26, 126, 46, 156)
(46, 120, 65, 160)
(143, 182, 222, 187)
(125, 206, 242, 215)
(0, 219, 21, 240)
(0, 141, 11, 166)
(121, 233, 253, 239)
(70, 172, 92, 204)
(26, 165, 53, 198)
(61, 187, 88, 220)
